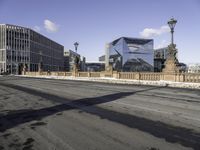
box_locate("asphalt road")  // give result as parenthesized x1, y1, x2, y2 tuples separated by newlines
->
(0, 76, 200, 150)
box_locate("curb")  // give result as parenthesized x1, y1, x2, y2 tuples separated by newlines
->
(18, 75, 200, 90)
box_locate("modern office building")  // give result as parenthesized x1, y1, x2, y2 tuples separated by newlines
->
(105, 37, 154, 72)
(154, 47, 169, 72)
(64, 49, 86, 71)
(85, 62, 105, 72)
(0, 24, 64, 74)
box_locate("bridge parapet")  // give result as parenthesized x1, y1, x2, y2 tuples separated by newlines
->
(24, 71, 200, 83)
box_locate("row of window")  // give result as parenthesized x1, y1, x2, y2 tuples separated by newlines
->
(0, 50, 6, 61)
(30, 30, 63, 51)
(0, 26, 6, 49)
(30, 52, 63, 66)
(30, 63, 61, 72)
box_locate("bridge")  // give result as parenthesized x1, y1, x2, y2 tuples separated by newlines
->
(0, 76, 200, 150)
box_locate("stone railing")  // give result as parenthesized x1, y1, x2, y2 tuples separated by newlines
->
(119, 72, 164, 81)
(140, 73, 163, 81)
(183, 73, 200, 83)
(77, 72, 88, 77)
(119, 72, 138, 80)
(24, 71, 200, 83)
(90, 72, 101, 77)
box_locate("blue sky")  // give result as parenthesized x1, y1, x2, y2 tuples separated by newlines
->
(0, 0, 200, 64)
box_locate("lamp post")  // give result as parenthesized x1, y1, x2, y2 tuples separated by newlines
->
(74, 42, 79, 53)
(163, 17, 180, 74)
(168, 18, 177, 45)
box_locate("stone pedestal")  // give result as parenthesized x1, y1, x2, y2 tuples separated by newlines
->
(163, 44, 181, 81)
(72, 64, 78, 77)
(22, 66, 26, 75)
(104, 64, 113, 77)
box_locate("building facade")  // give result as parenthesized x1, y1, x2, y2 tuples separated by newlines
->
(85, 62, 105, 72)
(0, 24, 64, 74)
(99, 55, 105, 62)
(64, 50, 86, 71)
(105, 37, 154, 72)
(188, 64, 200, 73)
(154, 47, 186, 72)
(154, 47, 169, 72)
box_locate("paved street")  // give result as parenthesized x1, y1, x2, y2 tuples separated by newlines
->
(0, 76, 200, 150)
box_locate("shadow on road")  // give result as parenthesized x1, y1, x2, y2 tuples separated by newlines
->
(0, 82, 200, 150)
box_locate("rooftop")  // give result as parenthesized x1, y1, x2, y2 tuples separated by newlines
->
(111, 37, 153, 46)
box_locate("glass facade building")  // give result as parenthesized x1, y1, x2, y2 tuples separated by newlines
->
(0, 24, 64, 74)
(154, 47, 169, 72)
(106, 37, 154, 72)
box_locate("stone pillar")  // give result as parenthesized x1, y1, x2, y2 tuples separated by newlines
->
(72, 64, 78, 77)
(135, 72, 140, 80)
(163, 44, 181, 81)
(88, 72, 91, 77)
(22, 65, 26, 75)
(105, 64, 113, 77)
(113, 71, 119, 79)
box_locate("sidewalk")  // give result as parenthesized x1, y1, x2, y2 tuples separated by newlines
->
(20, 75, 200, 90)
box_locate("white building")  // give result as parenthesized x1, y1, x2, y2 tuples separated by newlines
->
(188, 64, 200, 73)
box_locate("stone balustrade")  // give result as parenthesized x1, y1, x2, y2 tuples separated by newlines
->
(184, 73, 200, 83)
(24, 71, 200, 83)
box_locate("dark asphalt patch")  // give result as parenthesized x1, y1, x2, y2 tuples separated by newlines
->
(2, 133, 11, 138)
(22, 145, 33, 150)
(146, 147, 160, 150)
(56, 112, 63, 115)
(23, 138, 34, 145)
(22, 138, 34, 150)
(8, 143, 21, 148)
(30, 121, 47, 127)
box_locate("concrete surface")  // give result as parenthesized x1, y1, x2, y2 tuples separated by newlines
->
(0, 76, 200, 150)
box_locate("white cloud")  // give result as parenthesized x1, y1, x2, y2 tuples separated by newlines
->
(33, 26, 41, 32)
(140, 25, 170, 38)
(44, 19, 59, 33)
(155, 40, 169, 49)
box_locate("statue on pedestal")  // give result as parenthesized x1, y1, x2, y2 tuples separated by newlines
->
(163, 18, 181, 74)
(163, 44, 180, 73)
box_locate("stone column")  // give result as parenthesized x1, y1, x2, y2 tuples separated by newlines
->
(163, 44, 181, 81)
(72, 64, 78, 77)
(105, 64, 113, 78)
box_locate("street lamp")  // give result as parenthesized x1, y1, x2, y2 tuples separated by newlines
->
(74, 42, 79, 53)
(168, 18, 177, 45)
(163, 17, 180, 73)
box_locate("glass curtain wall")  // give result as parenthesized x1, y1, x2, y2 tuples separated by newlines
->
(108, 37, 154, 72)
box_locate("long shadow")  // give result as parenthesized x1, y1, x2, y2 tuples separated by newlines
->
(0, 83, 200, 149)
